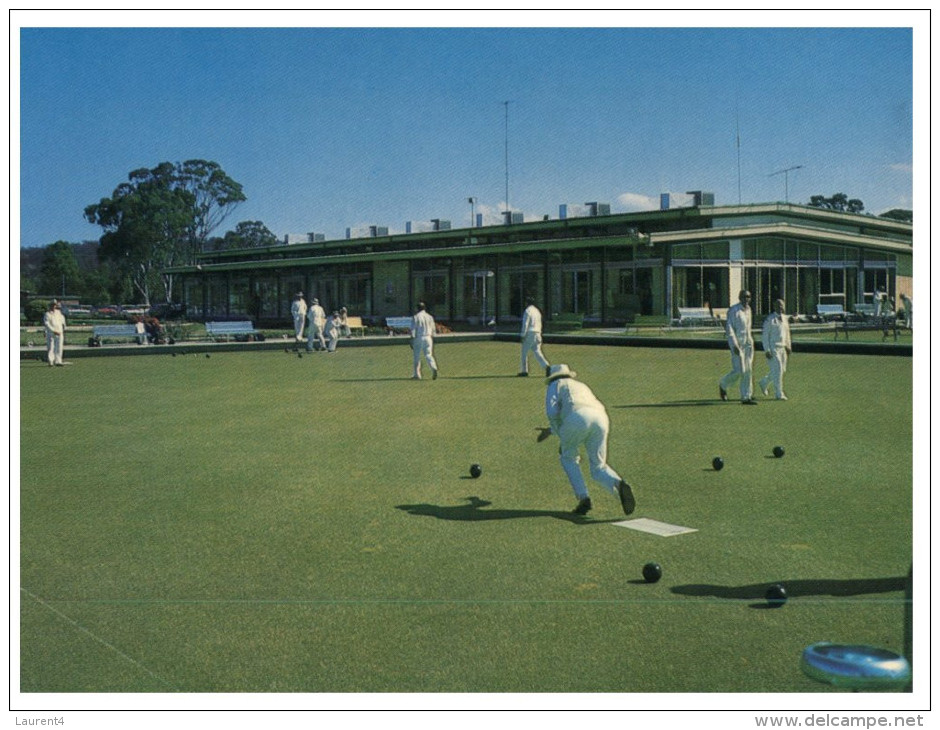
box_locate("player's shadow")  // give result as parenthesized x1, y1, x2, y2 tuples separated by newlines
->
(614, 399, 725, 409)
(671, 577, 909, 609)
(396, 496, 618, 525)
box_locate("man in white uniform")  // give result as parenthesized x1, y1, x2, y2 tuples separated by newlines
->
(758, 299, 792, 401)
(719, 290, 757, 405)
(900, 293, 912, 330)
(410, 302, 439, 380)
(325, 311, 341, 353)
(544, 364, 635, 516)
(306, 297, 327, 352)
(519, 296, 550, 377)
(291, 292, 307, 343)
(43, 300, 66, 366)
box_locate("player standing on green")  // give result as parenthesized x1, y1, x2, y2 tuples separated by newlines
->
(759, 298, 792, 400)
(719, 290, 758, 405)
(543, 364, 635, 516)
(410, 302, 439, 380)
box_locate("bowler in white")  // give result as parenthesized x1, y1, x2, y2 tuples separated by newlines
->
(410, 302, 439, 380)
(544, 364, 635, 516)
(758, 299, 792, 400)
(519, 297, 550, 377)
(719, 290, 757, 404)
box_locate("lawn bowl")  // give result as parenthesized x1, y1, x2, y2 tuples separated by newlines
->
(801, 643, 911, 690)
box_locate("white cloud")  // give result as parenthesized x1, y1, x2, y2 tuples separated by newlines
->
(887, 162, 913, 174)
(616, 192, 658, 212)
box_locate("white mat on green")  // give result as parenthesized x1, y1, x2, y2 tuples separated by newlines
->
(613, 518, 697, 537)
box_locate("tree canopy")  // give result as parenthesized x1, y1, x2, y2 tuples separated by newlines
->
(807, 193, 864, 214)
(878, 208, 913, 223)
(85, 160, 246, 304)
(207, 220, 279, 251)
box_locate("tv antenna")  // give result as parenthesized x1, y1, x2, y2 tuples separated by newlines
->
(768, 165, 803, 203)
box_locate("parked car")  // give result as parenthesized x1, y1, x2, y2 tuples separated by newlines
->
(94, 305, 122, 318)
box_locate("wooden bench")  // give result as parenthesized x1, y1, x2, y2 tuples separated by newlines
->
(835, 314, 899, 342)
(816, 304, 846, 322)
(344, 315, 366, 337)
(90, 323, 146, 346)
(205, 320, 263, 342)
(675, 307, 720, 326)
(385, 316, 413, 335)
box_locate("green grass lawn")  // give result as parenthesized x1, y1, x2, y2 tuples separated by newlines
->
(18, 341, 914, 696)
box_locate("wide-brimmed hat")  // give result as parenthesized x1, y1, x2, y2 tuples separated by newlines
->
(546, 363, 576, 382)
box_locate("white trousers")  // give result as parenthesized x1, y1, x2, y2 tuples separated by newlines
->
(412, 336, 437, 378)
(293, 315, 305, 341)
(558, 407, 623, 501)
(759, 347, 788, 398)
(46, 332, 64, 365)
(720, 342, 754, 401)
(307, 324, 326, 351)
(520, 332, 549, 373)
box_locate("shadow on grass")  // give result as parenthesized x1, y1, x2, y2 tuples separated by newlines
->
(396, 496, 619, 525)
(614, 399, 726, 409)
(671, 576, 909, 609)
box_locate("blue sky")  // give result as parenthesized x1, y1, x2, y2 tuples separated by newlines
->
(16, 12, 921, 249)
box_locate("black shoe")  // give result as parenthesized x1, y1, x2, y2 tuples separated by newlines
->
(546, 366, 552, 377)
(517, 372, 529, 377)
(742, 398, 758, 405)
(618, 481, 636, 515)
(432, 368, 439, 380)
(719, 386, 728, 401)
(572, 497, 592, 516)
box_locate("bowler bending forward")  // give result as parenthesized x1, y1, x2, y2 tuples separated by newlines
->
(544, 364, 635, 516)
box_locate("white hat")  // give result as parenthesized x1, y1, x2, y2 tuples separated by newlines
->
(546, 363, 576, 382)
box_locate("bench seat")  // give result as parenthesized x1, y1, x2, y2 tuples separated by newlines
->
(675, 307, 720, 326)
(345, 315, 366, 337)
(205, 321, 262, 342)
(91, 323, 146, 345)
(385, 316, 412, 334)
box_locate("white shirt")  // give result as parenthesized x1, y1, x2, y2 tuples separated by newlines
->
(307, 304, 326, 327)
(761, 312, 791, 351)
(412, 310, 436, 339)
(545, 378, 605, 433)
(725, 302, 753, 350)
(43, 309, 66, 336)
(291, 299, 307, 318)
(521, 305, 543, 336)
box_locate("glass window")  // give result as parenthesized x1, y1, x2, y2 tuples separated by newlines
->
(701, 241, 729, 260)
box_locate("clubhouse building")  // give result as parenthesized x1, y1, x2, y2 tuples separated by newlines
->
(169, 201, 913, 327)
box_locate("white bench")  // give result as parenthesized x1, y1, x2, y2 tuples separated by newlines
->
(385, 316, 412, 335)
(205, 321, 262, 342)
(675, 307, 720, 326)
(816, 304, 846, 322)
(91, 323, 146, 346)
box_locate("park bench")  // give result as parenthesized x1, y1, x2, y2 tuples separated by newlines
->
(90, 323, 146, 346)
(675, 307, 720, 326)
(385, 316, 413, 335)
(816, 304, 846, 322)
(835, 314, 899, 342)
(344, 315, 366, 337)
(205, 320, 263, 342)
